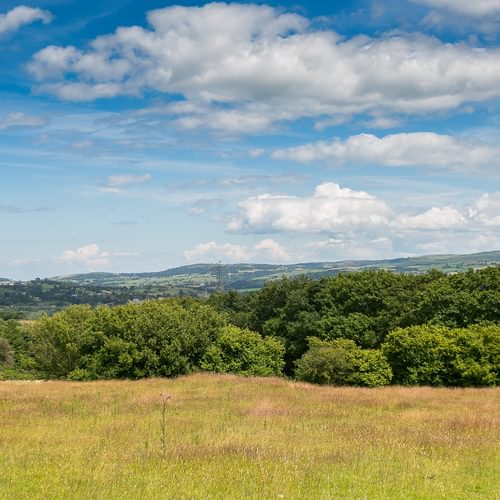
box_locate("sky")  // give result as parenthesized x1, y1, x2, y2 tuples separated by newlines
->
(1, 0, 500, 280)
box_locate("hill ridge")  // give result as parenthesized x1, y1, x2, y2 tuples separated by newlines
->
(51, 250, 500, 289)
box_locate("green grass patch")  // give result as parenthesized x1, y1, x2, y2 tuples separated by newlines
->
(0, 374, 498, 498)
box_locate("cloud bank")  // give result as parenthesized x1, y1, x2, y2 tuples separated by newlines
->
(229, 182, 500, 234)
(27, 3, 500, 132)
(273, 132, 500, 173)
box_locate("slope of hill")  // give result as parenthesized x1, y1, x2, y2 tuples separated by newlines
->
(53, 250, 500, 290)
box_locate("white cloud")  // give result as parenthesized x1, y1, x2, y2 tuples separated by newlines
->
(249, 148, 265, 158)
(101, 174, 152, 193)
(58, 244, 110, 269)
(0, 112, 46, 130)
(305, 236, 396, 261)
(184, 238, 290, 263)
(106, 174, 152, 188)
(0, 5, 52, 36)
(57, 244, 137, 270)
(413, 0, 500, 17)
(254, 239, 290, 261)
(228, 182, 392, 233)
(173, 105, 274, 134)
(272, 132, 500, 173)
(226, 183, 500, 261)
(395, 206, 467, 230)
(467, 191, 500, 226)
(27, 3, 500, 130)
(414, 231, 500, 255)
(184, 241, 251, 263)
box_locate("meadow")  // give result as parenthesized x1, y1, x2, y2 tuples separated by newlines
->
(1, 373, 498, 499)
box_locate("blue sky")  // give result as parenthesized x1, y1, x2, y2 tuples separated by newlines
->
(1, 0, 500, 279)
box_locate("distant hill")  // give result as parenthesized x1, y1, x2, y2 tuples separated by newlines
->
(53, 250, 500, 290)
(0, 277, 10, 283)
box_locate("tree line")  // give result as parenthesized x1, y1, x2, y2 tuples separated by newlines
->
(1, 267, 499, 386)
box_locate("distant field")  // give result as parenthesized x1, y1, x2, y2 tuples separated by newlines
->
(1, 374, 498, 499)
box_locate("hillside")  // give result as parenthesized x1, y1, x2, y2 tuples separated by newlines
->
(2, 250, 498, 317)
(53, 250, 500, 290)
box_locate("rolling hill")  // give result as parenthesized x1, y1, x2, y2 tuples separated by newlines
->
(53, 250, 500, 290)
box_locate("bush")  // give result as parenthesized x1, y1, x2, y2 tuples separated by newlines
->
(201, 325, 285, 376)
(382, 324, 500, 386)
(295, 338, 392, 387)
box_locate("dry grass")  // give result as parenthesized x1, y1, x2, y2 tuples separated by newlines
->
(0, 373, 499, 499)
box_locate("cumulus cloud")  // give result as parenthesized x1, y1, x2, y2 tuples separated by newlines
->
(57, 244, 137, 270)
(184, 238, 290, 263)
(467, 191, 500, 226)
(0, 5, 52, 36)
(272, 132, 500, 173)
(227, 182, 500, 259)
(58, 244, 111, 269)
(413, 0, 500, 17)
(27, 3, 500, 130)
(395, 206, 467, 230)
(0, 112, 46, 130)
(228, 182, 391, 233)
(254, 239, 290, 261)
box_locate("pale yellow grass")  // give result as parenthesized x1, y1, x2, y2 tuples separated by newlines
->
(0, 374, 498, 499)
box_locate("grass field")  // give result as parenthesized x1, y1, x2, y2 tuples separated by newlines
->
(1, 374, 499, 499)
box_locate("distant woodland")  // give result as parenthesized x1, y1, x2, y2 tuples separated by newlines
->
(1, 267, 499, 386)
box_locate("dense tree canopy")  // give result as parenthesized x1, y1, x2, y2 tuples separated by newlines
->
(1, 267, 499, 385)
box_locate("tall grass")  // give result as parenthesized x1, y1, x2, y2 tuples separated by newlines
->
(0, 374, 498, 499)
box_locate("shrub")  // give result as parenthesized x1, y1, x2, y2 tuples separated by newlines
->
(295, 338, 392, 387)
(382, 324, 500, 386)
(201, 325, 285, 376)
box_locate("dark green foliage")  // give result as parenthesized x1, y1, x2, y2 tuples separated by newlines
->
(207, 291, 255, 329)
(0, 310, 25, 320)
(32, 300, 227, 379)
(201, 325, 285, 376)
(382, 324, 500, 386)
(0, 320, 35, 376)
(210, 267, 500, 376)
(295, 338, 392, 387)
(318, 312, 378, 348)
(7, 266, 500, 385)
